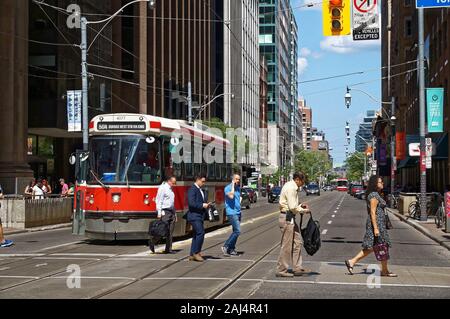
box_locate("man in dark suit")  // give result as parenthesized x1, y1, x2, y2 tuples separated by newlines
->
(187, 175, 211, 262)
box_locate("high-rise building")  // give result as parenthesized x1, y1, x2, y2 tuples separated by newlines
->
(223, 0, 260, 166)
(259, 0, 298, 169)
(355, 110, 377, 152)
(299, 100, 312, 150)
(0, 0, 224, 193)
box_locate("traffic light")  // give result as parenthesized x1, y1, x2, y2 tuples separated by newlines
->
(323, 0, 351, 37)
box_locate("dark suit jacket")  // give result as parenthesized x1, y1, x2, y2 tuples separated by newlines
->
(187, 184, 207, 219)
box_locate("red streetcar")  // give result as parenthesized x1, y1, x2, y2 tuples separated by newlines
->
(72, 114, 232, 240)
(333, 178, 349, 192)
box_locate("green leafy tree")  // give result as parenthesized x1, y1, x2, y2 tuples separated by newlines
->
(345, 152, 366, 182)
(294, 150, 332, 183)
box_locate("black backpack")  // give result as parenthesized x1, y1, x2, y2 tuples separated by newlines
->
(300, 213, 321, 256)
(149, 220, 169, 238)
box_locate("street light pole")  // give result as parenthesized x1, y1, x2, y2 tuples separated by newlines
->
(81, 17, 88, 151)
(418, 7, 427, 221)
(391, 96, 396, 206)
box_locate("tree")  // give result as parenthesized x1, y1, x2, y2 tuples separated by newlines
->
(294, 150, 332, 183)
(345, 152, 366, 182)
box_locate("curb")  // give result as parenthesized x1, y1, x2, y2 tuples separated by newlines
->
(387, 208, 450, 251)
(4, 223, 72, 236)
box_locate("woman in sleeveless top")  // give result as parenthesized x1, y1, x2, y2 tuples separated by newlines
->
(345, 175, 397, 277)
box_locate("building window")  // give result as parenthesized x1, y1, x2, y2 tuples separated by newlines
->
(405, 17, 412, 37)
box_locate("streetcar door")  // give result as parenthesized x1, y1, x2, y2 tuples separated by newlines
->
(72, 150, 89, 236)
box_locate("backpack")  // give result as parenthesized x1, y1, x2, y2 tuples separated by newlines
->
(300, 213, 321, 256)
(149, 220, 169, 238)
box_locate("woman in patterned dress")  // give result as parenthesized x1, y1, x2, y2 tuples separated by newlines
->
(345, 175, 398, 277)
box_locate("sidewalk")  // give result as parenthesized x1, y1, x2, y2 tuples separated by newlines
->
(3, 223, 72, 236)
(387, 208, 450, 251)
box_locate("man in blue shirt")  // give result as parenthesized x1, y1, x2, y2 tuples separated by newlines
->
(222, 174, 241, 256)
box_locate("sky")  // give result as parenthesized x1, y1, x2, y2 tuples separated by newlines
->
(292, 0, 382, 167)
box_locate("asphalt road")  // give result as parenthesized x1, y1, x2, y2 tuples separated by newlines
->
(0, 191, 449, 299)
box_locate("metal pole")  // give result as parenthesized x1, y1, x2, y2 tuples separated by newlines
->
(418, 8, 427, 221)
(81, 17, 89, 151)
(187, 82, 193, 126)
(391, 96, 396, 207)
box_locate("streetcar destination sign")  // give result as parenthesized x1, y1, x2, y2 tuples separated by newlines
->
(97, 122, 147, 131)
(416, 0, 450, 8)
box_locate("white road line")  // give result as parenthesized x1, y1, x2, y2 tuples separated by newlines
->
(0, 254, 45, 257)
(114, 257, 175, 261)
(332, 215, 336, 218)
(35, 263, 48, 268)
(328, 221, 333, 225)
(322, 229, 328, 235)
(50, 253, 116, 257)
(0, 276, 39, 279)
(0, 267, 10, 271)
(38, 241, 84, 252)
(237, 279, 450, 289)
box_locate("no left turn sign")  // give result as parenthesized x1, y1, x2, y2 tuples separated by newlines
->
(354, 0, 377, 13)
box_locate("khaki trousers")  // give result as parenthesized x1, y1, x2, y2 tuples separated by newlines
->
(277, 213, 303, 274)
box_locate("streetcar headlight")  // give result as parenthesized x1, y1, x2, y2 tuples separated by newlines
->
(89, 194, 94, 205)
(144, 194, 150, 205)
(112, 194, 121, 203)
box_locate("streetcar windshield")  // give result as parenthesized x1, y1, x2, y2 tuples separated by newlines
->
(89, 135, 161, 185)
(337, 180, 348, 187)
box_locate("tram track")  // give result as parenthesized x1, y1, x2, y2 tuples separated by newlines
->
(0, 194, 333, 297)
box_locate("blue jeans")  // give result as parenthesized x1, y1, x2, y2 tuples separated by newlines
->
(188, 215, 205, 256)
(224, 214, 241, 252)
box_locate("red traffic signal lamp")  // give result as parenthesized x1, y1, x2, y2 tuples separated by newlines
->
(323, 0, 351, 36)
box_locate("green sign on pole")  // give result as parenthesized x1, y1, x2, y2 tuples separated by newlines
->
(426, 88, 444, 133)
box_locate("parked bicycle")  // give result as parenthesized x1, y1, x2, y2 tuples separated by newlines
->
(434, 199, 446, 229)
(388, 193, 399, 209)
(407, 193, 443, 221)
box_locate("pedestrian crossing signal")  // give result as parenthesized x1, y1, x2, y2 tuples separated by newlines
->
(323, 0, 351, 36)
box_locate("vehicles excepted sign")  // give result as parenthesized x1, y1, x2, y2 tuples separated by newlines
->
(352, 0, 380, 41)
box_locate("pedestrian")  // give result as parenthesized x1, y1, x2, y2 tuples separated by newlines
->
(222, 174, 242, 257)
(24, 179, 36, 198)
(149, 176, 177, 254)
(32, 179, 45, 200)
(187, 175, 211, 262)
(42, 179, 52, 195)
(60, 178, 69, 197)
(0, 184, 14, 248)
(276, 172, 311, 278)
(345, 175, 398, 277)
(67, 182, 75, 196)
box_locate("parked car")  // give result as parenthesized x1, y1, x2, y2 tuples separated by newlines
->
(323, 185, 333, 192)
(243, 187, 258, 203)
(240, 188, 251, 209)
(355, 190, 366, 200)
(306, 184, 321, 196)
(268, 186, 282, 203)
(351, 184, 364, 197)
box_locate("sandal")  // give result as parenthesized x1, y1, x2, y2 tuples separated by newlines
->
(381, 272, 398, 277)
(345, 260, 354, 275)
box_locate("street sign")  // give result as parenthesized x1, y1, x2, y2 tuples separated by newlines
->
(426, 88, 444, 133)
(352, 0, 380, 41)
(409, 142, 437, 157)
(416, 0, 450, 9)
(425, 138, 432, 169)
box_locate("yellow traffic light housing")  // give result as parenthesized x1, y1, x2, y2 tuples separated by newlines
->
(323, 0, 351, 36)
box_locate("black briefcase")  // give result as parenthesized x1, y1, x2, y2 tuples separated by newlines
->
(149, 220, 169, 238)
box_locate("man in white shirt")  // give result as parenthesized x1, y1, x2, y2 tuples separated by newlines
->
(32, 179, 45, 200)
(149, 176, 177, 254)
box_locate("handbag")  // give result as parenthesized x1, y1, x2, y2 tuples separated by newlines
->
(149, 220, 169, 238)
(373, 236, 390, 261)
(206, 204, 220, 222)
(300, 212, 321, 256)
